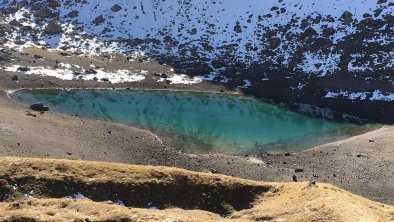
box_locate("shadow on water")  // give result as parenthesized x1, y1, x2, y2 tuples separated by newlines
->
(10, 89, 376, 154)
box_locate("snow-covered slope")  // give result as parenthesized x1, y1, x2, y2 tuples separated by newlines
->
(1, 0, 394, 73)
(1, 0, 394, 105)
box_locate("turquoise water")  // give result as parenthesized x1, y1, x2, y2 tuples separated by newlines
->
(11, 89, 366, 154)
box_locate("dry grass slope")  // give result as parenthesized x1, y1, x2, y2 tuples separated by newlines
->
(0, 157, 392, 222)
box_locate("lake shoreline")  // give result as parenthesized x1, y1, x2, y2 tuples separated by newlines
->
(8, 88, 378, 156)
(0, 47, 393, 205)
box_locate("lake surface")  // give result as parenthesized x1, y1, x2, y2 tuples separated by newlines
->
(10, 89, 369, 154)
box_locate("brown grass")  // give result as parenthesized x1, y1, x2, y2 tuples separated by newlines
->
(0, 157, 392, 222)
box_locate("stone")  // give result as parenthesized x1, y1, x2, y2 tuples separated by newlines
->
(34, 7, 52, 18)
(17, 66, 29, 72)
(48, 0, 60, 8)
(111, 4, 122, 12)
(295, 168, 304, 173)
(292, 175, 298, 182)
(30, 102, 44, 111)
(66, 10, 78, 18)
(11, 75, 18, 83)
(86, 69, 97, 74)
(340, 11, 353, 24)
(44, 22, 62, 35)
(93, 15, 105, 26)
(210, 168, 218, 174)
(32, 54, 43, 59)
(233, 21, 242, 33)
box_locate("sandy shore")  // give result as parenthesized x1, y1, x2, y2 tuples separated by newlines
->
(0, 47, 393, 205)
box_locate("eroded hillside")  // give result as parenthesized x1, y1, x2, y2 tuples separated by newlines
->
(0, 157, 393, 222)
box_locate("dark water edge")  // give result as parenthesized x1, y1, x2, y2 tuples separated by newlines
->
(9, 89, 377, 154)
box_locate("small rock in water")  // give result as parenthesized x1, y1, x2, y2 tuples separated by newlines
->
(30, 102, 49, 112)
(30, 102, 44, 111)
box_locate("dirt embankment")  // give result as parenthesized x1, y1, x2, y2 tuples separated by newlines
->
(0, 157, 393, 222)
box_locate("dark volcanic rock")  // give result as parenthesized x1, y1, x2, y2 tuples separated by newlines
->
(340, 11, 354, 24)
(17, 66, 29, 72)
(48, 0, 60, 8)
(93, 15, 105, 26)
(11, 75, 18, 83)
(86, 69, 97, 74)
(66, 10, 79, 18)
(111, 4, 122, 12)
(30, 102, 44, 111)
(34, 7, 53, 18)
(44, 22, 62, 35)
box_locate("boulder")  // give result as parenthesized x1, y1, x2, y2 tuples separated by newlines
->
(48, 0, 60, 8)
(92, 15, 105, 26)
(340, 11, 353, 24)
(233, 21, 242, 33)
(111, 4, 122, 12)
(66, 10, 78, 18)
(30, 102, 44, 111)
(44, 22, 62, 35)
(34, 7, 53, 18)
(11, 75, 18, 83)
(17, 66, 29, 72)
(86, 69, 97, 74)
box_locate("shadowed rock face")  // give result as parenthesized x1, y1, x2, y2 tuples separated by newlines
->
(1, 0, 394, 122)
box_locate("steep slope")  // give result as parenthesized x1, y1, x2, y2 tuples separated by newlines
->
(1, 0, 394, 73)
(0, 157, 393, 222)
(1, 0, 394, 122)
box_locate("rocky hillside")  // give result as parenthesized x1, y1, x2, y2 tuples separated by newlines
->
(0, 157, 393, 221)
(1, 0, 394, 121)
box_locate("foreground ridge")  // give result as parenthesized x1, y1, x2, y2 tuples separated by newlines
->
(0, 157, 392, 222)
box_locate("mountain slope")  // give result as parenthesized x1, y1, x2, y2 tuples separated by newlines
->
(1, 0, 394, 122)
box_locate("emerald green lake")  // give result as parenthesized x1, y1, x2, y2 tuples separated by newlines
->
(10, 89, 368, 154)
